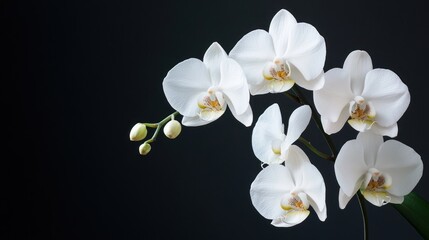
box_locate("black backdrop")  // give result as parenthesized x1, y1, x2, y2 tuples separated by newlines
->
(4, 0, 429, 239)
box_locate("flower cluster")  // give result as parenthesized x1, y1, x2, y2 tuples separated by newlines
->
(130, 8, 424, 230)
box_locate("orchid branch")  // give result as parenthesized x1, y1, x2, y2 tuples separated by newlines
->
(291, 85, 337, 159)
(357, 192, 369, 240)
(144, 111, 179, 144)
(298, 137, 334, 161)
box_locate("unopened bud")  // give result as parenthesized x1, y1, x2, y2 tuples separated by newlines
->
(139, 142, 151, 155)
(163, 120, 182, 139)
(130, 123, 147, 141)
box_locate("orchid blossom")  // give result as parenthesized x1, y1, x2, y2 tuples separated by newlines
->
(229, 9, 326, 95)
(335, 132, 423, 208)
(250, 145, 327, 227)
(252, 103, 311, 164)
(313, 50, 410, 137)
(163, 42, 253, 127)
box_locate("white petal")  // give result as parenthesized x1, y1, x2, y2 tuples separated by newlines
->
(229, 103, 253, 127)
(286, 23, 326, 81)
(283, 105, 311, 147)
(390, 195, 404, 204)
(249, 81, 271, 95)
(375, 140, 423, 196)
(275, 210, 310, 227)
(362, 191, 390, 207)
(271, 217, 293, 227)
(252, 104, 285, 164)
(361, 69, 410, 127)
(295, 161, 326, 215)
(356, 132, 383, 167)
(163, 59, 211, 117)
(182, 114, 221, 127)
(203, 42, 228, 85)
(219, 58, 250, 115)
(348, 119, 373, 133)
(338, 188, 354, 209)
(250, 165, 294, 219)
(283, 145, 311, 173)
(334, 139, 368, 196)
(320, 109, 349, 135)
(313, 68, 354, 123)
(229, 30, 276, 86)
(370, 123, 398, 138)
(343, 50, 373, 95)
(292, 69, 325, 91)
(266, 78, 295, 93)
(308, 197, 327, 221)
(269, 9, 297, 56)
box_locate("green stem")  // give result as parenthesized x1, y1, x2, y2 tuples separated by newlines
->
(284, 92, 301, 103)
(357, 192, 369, 240)
(291, 85, 337, 159)
(145, 111, 179, 143)
(298, 137, 333, 161)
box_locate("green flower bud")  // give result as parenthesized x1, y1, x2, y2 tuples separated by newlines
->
(163, 120, 182, 139)
(129, 123, 147, 141)
(139, 142, 151, 155)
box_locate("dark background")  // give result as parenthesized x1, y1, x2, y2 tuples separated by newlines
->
(4, 0, 429, 239)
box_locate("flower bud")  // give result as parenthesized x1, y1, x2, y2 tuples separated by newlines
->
(129, 123, 147, 141)
(139, 142, 151, 155)
(163, 120, 182, 139)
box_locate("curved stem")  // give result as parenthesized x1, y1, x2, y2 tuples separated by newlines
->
(291, 86, 337, 159)
(298, 137, 333, 161)
(284, 92, 300, 103)
(145, 111, 179, 143)
(357, 192, 369, 240)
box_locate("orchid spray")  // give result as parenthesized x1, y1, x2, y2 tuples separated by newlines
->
(129, 8, 427, 240)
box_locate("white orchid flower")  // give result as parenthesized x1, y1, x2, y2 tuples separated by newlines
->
(163, 42, 253, 127)
(229, 9, 326, 95)
(252, 103, 311, 164)
(335, 132, 423, 208)
(250, 145, 327, 227)
(313, 50, 410, 137)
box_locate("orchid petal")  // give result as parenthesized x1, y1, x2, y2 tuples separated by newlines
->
(376, 140, 423, 196)
(291, 68, 325, 91)
(268, 9, 297, 56)
(356, 132, 383, 167)
(370, 123, 398, 138)
(313, 68, 353, 123)
(390, 195, 404, 204)
(283, 145, 311, 172)
(272, 210, 310, 227)
(250, 165, 294, 219)
(362, 191, 391, 207)
(182, 115, 220, 127)
(299, 163, 326, 216)
(339, 188, 354, 209)
(163, 59, 211, 117)
(320, 108, 349, 135)
(335, 139, 368, 196)
(229, 30, 276, 86)
(219, 58, 250, 115)
(229, 102, 253, 127)
(362, 69, 410, 127)
(343, 50, 373, 95)
(203, 42, 228, 85)
(286, 22, 326, 81)
(308, 197, 327, 221)
(252, 104, 285, 164)
(283, 105, 311, 148)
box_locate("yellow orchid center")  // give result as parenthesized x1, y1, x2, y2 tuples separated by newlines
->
(197, 88, 226, 121)
(262, 58, 295, 92)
